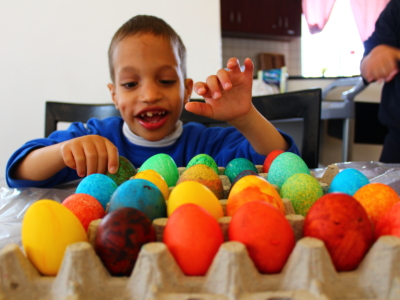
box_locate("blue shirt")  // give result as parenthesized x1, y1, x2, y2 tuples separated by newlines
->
(6, 117, 299, 188)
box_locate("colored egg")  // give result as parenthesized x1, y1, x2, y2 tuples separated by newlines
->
(62, 193, 106, 231)
(168, 181, 224, 220)
(229, 201, 295, 274)
(76, 173, 117, 210)
(139, 153, 179, 187)
(267, 152, 310, 189)
(22, 199, 87, 276)
(227, 175, 285, 216)
(177, 164, 224, 199)
(229, 169, 260, 195)
(186, 153, 219, 175)
(263, 149, 284, 173)
(353, 183, 400, 229)
(224, 158, 258, 183)
(163, 203, 224, 276)
(106, 156, 137, 186)
(108, 179, 166, 221)
(328, 168, 369, 195)
(133, 169, 170, 201)
(375, 202, 400, 241)
(280, 173, 323, 216)
(303, 193, 373, 271)
(94, 207, 156, 276)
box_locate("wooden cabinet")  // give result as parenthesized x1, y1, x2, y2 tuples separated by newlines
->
(221, 0, 302, 40)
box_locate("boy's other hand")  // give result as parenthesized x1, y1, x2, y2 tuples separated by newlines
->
(187, 57, 254, 123)
(60, 135, 119, 177)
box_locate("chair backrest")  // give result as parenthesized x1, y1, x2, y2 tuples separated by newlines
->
(45, 88, 321, 168)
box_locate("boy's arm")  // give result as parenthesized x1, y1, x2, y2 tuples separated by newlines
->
(185, 58, 288, 156)
(11, 135, 119, 181)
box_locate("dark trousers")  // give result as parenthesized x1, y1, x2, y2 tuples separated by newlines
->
(380, 127, 400, 163)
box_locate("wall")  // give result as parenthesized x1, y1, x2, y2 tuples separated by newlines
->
(0, 0, 222, 178)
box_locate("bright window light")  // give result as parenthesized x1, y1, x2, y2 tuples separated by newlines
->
(301, 0, 364, 77)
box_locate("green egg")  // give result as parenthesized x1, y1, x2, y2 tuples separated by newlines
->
(224, 158, 257, 183)
(267, 152, 310, 189)
(187, 154, 219, 175)
(280, 173, 323, 216)
(106, 156, 137, 186)
(139, 154, 179, 187)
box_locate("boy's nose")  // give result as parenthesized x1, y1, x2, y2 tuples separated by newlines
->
(138, 81, 162, 103)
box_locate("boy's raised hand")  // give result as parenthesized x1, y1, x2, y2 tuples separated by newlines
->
(186, 57, 254, 124)
(60, 135, 119, 177)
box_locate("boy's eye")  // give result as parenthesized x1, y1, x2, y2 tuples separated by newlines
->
(122, 82, 138, 88)
(159, 80, 176, 85)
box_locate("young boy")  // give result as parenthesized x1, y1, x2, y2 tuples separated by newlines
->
(6, 15, 299, 188)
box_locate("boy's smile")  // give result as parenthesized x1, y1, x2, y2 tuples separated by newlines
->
(108, 33, 193, 141)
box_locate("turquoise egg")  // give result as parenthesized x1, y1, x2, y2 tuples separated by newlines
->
(328, 168, 369, 196)
(108, 178, 167, 221)
(187, 154, 219, 175)
(267, 152, 310, 189)
(76, 174, 118, 210)
(106, 156, 137, 186)
(139, 154, 179, 187)
(224, 158, 258, 183)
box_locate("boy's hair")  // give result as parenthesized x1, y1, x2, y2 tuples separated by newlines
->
(108, 15, 187, 82)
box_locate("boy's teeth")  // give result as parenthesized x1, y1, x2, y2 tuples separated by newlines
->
(147, 112, 153, 117)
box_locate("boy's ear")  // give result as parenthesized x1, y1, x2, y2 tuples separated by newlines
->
(183, 78, 194, 104)
(107, 83, 119, 109)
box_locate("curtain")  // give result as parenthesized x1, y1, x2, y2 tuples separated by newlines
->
(349, 0, 390, 42)
(302, 0, 336, 34)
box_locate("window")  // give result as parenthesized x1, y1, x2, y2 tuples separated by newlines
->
(301, 0, 364, 77)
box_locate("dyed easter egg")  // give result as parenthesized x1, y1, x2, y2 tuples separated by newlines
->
(303, 193, 373, 271)
(94, 207, 156, 276)
(229, 201, 295, 273)
(263, 149, 284, 173)
(22, 199, 87, 275)
(177, 164, 224, 199)
(106, 156, 137, 186)
(133, 169, 170, 201)
(224, 158, 258, 183)
(187, 153, 219, 175)
(267, 152, 310, 189)
(62, 193, 105, 231)
(163, 203, 224, 276)
(227, 175, 285, 216)
(168, 181, 224, 220)
(280, 173, 323, 216)
(139, 153, 179, 187)
(76, 173, 117, 210)
(375, 202, 400, 241)
(328, 168, 369, 195)
(228, 170, 260, 195)
(353, 183, 400, 229)
(108, 179, 166, 221)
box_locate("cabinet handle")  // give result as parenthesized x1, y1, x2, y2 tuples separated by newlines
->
(278, 16, 283, 27)
(237, 12, 241, 23)
(230, 11, 234, 22)
(284, 17, 289, 28)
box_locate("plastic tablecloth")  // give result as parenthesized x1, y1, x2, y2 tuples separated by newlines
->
(1, 161, 400, 250)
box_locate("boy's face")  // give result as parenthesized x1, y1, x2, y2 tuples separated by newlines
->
(108, 33, 193, 141)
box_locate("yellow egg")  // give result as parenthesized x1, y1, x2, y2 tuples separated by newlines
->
(22, 199, 88, 276)
(168, 181, 224, 220)
(132, 169, 170, 200)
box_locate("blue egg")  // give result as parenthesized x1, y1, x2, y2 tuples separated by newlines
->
(108, 179, 167, 221)
(224, 158, 258, 183)
(76, 174, 118, 210)
(328, 168, 369, 196)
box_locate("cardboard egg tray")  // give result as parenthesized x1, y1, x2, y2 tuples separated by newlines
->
(4, 164, 400, 300)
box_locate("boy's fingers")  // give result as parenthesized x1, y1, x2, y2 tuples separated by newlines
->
(83, 143, 99, 176)
(243, 58, 254, 76)
(206, 76, 222, 99)
(226, 57, 240, 71)
(193, 82, 208, 96)
(216, 69, 232, 90)
(72, 148, 87, 177)
(106, 143, 119, 174)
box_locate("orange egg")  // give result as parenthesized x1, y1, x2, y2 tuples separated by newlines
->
(177, 164, 224, 199)
(227, 175, 284, 216)
(229, 201, 295, 273)
(163, 203, 224, 276)
(133, 169, 170, 201)
(353, 183, 400, 228)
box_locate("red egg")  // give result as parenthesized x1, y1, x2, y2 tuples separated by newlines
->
(94, 207, 156, 276)
(163, 203, 224, 276)
(303, 193, 373, 272)
(229, 201, 295, 274)
(375, 201, 400, 241)
(62, 193, 106, 231)
(263, 149, 284, 173)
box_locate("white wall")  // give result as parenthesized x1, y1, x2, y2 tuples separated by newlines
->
(0, 0, 222, 178)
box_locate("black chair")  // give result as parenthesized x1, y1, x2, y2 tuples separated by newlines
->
(45, 88, 321, 168)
